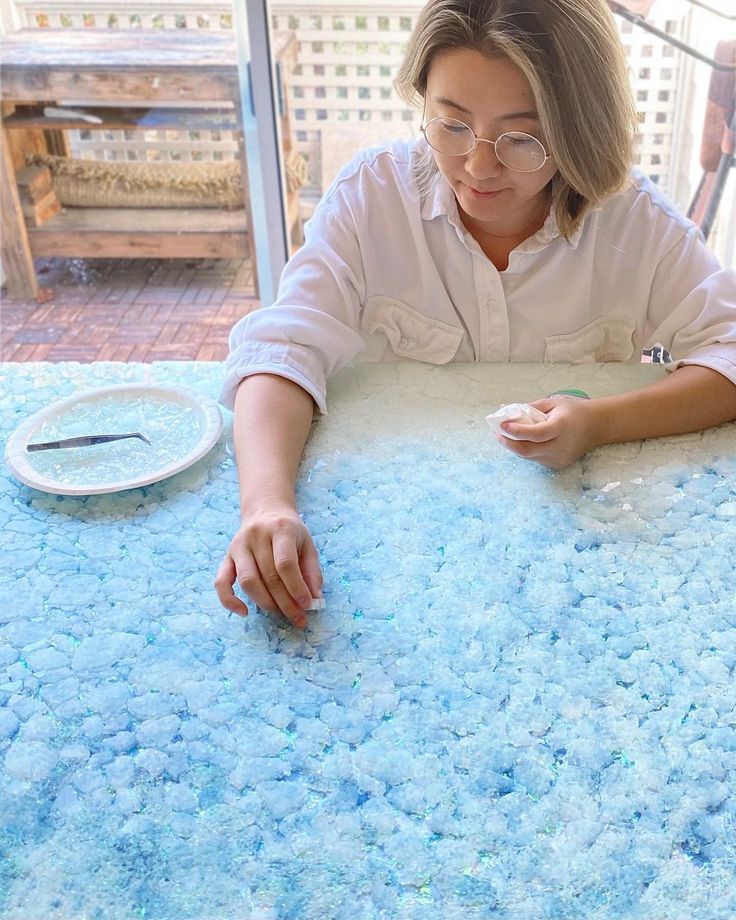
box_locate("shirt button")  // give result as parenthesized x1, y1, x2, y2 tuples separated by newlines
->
(399, 335, 409, 349)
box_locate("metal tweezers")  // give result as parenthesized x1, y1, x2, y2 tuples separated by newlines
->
(27, 432, 151, 452)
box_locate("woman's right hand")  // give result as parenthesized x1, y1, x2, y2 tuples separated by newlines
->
(214, 506, 323, 629)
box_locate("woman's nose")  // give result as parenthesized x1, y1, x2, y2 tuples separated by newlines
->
(465, 139, 503, 179)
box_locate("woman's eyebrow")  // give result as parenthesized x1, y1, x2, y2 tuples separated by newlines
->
(433, 95, 538, 121)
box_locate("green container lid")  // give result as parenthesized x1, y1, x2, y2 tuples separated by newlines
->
(548, 388, 591, 399)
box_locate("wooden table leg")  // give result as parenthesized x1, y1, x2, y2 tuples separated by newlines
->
(1, 124, 39, 300)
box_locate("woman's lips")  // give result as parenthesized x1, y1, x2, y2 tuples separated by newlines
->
(467, 185, 505, 199)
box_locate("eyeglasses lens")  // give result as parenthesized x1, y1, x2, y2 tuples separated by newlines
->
(424, 118, 546, 172)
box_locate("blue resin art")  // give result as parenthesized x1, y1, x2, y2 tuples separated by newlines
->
(1, 361, 736, 920)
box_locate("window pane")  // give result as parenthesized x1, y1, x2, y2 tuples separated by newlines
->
(272, 2, 423, 253)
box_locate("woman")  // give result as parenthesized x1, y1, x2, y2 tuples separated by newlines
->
(214, 0, 736, 626)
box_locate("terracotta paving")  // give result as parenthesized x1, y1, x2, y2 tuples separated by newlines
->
(1, 256, 259, 363)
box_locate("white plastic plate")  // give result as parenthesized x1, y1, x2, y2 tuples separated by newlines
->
(5, 384, 223, 496)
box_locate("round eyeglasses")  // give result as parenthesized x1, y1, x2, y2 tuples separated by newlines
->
(422, 116, 550, 173)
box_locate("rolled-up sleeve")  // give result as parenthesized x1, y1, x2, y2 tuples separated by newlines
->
(219, 195, 368, 414)
(645, 226, 736, 384)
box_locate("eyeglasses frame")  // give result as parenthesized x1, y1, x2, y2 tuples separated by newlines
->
(421, 114, 552, 173)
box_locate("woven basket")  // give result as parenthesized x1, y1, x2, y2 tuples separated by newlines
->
(29, 151, 309, 209)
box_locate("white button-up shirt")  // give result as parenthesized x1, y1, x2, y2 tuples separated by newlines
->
(221, 138, 736, 414)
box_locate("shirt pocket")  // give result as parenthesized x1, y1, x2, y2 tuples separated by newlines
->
(361, 295, 464, 364)
(544, 315, 638, 363)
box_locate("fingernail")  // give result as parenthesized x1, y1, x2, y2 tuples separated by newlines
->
(298, 595, 312, 609)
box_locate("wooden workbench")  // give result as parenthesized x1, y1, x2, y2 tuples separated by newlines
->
(0, 28, 298, 299)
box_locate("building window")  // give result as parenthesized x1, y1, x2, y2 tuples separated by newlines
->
(662, 45, 675, 57)
(359, 87, 371, 99)
(317, 109, 328, 121)
(661, 68, 673, 80)
(313, 64, 325, 76)
(378, 16, 389, 31)
(400, 17, 412, 30)
(359, 110, 372, 121)
(639, 68, 650, 79)
(658, 90, 670, 102)
(356, 16, 368, 30)
(637, 90, 648, 101)
(651, 154, 661, 165)
(380, 65, 391, 77)
(335, 65, 347, 77)
(357, 65, 370, 77)
(337, 86, 348, 99)
(642, 45, 653, 57)
(655, 112, 667, 123)
(315, 86, 326, 99)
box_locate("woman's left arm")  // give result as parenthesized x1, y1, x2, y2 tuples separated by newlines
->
(498, 364, 736, 470)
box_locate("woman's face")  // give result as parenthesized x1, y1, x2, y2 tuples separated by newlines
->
(424, 49, 558, 240)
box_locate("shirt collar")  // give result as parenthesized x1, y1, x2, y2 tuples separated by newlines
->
(419, 160, 586, 251)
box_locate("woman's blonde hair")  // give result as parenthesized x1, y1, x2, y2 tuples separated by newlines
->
(395, 0, 638, 238)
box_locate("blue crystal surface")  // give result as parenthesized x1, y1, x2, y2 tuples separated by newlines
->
(2, 361, 736, 920)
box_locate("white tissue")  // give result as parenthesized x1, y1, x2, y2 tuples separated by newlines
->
(308, 597, 325, 611)
(485, 403, 548, 441)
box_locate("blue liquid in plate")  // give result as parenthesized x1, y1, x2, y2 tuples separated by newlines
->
(26, 394, 206, 487)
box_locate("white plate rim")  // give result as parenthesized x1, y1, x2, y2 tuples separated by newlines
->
(4, 383, 223, 496)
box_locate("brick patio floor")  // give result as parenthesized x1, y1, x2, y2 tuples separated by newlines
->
(1, 256, 259, 363)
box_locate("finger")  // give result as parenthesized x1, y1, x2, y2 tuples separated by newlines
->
(213, 555, 250, 617)
(234, 548, 282, 616)
(299, 533, 324, 600)
(496, 433, 571, 470)
(500, 418, 557, 443)
(496, 433, 549, 460)
(272, 530, 314, 610)
(528, 398, 560, 413)
(253, 542, 308, 629)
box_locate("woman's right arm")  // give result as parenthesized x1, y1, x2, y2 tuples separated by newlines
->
(214, 373, 323, 628)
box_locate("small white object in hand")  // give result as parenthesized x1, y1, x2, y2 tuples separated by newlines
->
(485, 403, 548, 441)
(308, 597, 325, 611)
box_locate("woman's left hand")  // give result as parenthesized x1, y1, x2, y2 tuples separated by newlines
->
(497, 397, 606, 470)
